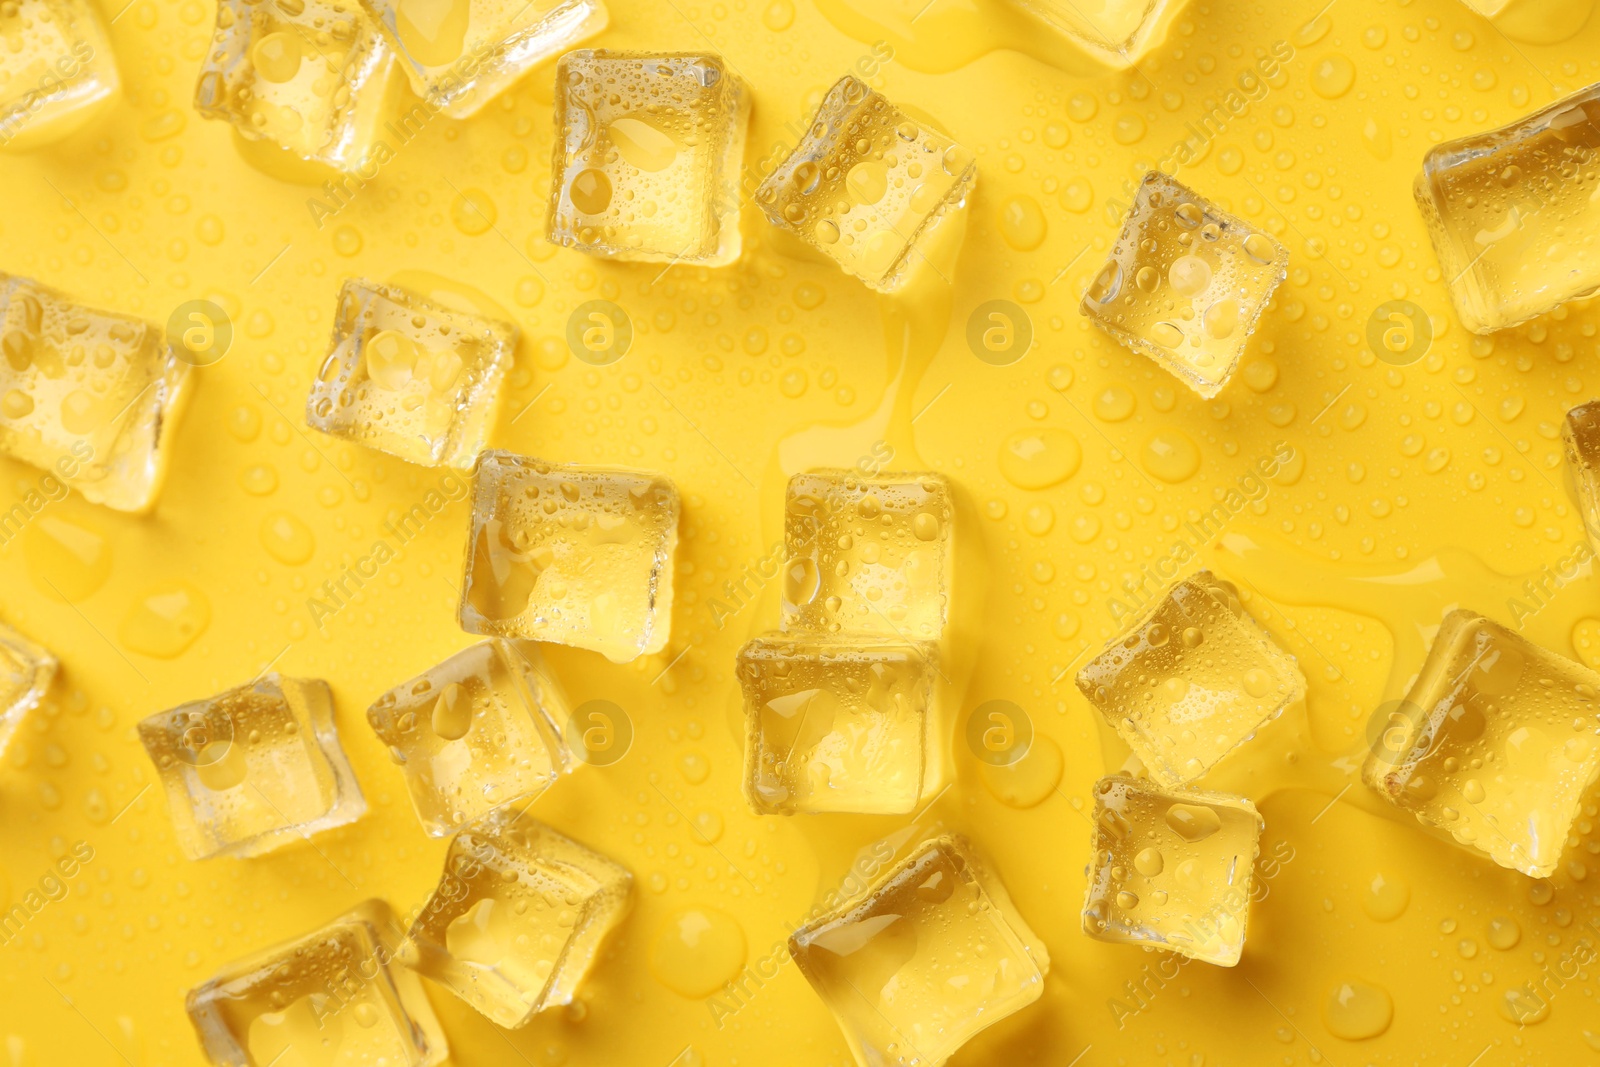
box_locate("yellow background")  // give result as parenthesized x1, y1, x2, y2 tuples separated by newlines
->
(2, 0, 1600, 1063)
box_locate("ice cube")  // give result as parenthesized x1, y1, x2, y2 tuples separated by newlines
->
(1416, 85, 1600, 333)
(781, 470, 954, 642)
(367, 639, 570, 837)
(0, 273, 193, 512)
(547, 50, 750, 266)
(0, 621, 55, 758)
(359, 0, 606, 118)
(458, 450, 679, 664)
(1562, 400, 1600, 550)
(1362, 609, 1600, 878)
(306, 277, 515, 469)
(1076, 570, 1304, 788)
(194, 0, 397, 172)
(1005, 0, 1184, 67)
(0, 0, 119, 150)
(756, 76, 976, 293)
(406, 808, 631, 1028)
(137, 674, 367, 860)
(1082, 172, 1287, 398)
(737, 633, 944, 815)
(186, 898, 448, 1067)
(1082, 774, 1263, 967)
(789, 832, 1048, 1067)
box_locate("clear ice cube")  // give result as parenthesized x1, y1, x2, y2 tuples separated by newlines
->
(0, 621, 55, 758)
(406, 808, 632, 1028)
(186, 898, 448, 1067)
(0, 0, 119, 150)
(1562, 399, 1600, 551)
(1415, 84, 1600, 333)
(1362, 609, 1600, 878)
(1076, 570, 1304, 787)
(458, 449, 679, 664)
(1006, 0, 1184, 67)
(306, 277, 516, 469)
(781, 470, 954, 643)
(195, 0, 398, 171)
(137, 674, 367, 860)
(737, 633, 943, 815)
(367, 639, 570, 837)
(1081, 171, 1287, 398)
(789, 832, 1048, 1067)
(547, 50, 750, 266)
(0, 272, 193, 512)
(1082, 774, 1262, 966)
(359, 0, 607, 118)
(756, 76, 976, 292)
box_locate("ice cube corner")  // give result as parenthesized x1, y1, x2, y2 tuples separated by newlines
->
(0, 622, 56, 758)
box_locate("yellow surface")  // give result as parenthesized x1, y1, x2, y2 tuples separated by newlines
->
(5, 0, 1600, 1065)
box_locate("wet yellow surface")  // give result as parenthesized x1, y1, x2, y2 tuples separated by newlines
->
(2, 0, 1600, 1063)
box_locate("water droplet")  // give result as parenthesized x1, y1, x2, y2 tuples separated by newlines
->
(1500, 987, 1549, 1025)
(1323, 981, 1393, 1039)
(649, 908, 747, 998)
(998, 195, 1047, 251)
(1361, 873, 1409, 921)
(1165, 803, 1222, 842)
(1486, 915, 1521, 950)
(119, 583, 211, 658)
(260, 512, 315, 565)
(1312, 54, 1356, 98)
(25, 515, 112, 601)
(999, 429, 1082, 490)
(1141, 431, 1200, 483)
(762, 0, 794, 30)
(450, 188, 497, 235)
(978, 734, 1062, 809)
(1134, 847, 1164, 876)
(431, 682, 472, 741)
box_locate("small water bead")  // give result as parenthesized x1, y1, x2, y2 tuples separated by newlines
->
(1134, 847, 1163, 876)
